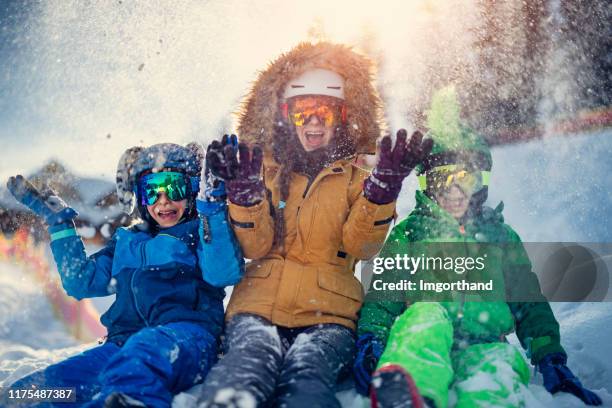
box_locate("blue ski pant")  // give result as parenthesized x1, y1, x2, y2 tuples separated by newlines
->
(199, 313, 355, 408)
(9, 321, 217, 408)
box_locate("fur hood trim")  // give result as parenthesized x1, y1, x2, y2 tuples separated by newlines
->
(236, 42, 386, 154)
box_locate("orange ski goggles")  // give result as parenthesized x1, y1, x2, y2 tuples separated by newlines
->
(282, 96, 347, 127)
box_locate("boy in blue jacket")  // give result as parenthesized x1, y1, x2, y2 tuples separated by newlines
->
(6, 142, 244, 408)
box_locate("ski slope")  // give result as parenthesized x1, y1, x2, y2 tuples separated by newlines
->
(0, 129, 611, 407)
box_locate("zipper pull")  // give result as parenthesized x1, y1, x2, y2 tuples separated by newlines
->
(201, 215, 212, 243)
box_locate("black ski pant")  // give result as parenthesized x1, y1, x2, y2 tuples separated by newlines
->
(200, 313, 355, 408)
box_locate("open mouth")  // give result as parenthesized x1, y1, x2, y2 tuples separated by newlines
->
(156, 209, 179, 220)
(304, 131, 325, 147)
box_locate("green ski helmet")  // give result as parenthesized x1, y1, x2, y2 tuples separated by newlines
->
(417, 86, 492, 197)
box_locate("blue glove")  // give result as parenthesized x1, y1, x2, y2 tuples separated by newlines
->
(353, 333, 384, 396)
(7, 175, 77, 226)
(539, 353, 602, 406)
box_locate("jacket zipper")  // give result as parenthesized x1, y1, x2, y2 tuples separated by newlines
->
(288, 169, 339, 310)
(295, 175, 315, 215)
(296, 169, 339, 250)
(131, 243, 149, 326)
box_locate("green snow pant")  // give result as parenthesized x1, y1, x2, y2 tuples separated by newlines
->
(377, 302, 530, 408)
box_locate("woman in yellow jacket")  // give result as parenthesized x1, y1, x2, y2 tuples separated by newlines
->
(199, 42, 432, 407)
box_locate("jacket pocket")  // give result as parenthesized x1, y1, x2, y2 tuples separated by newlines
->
(227, 260, 280, 317)
(317, 268, 363, 302)
(246, 260, 274, 278)
(290, 266, 363, 322)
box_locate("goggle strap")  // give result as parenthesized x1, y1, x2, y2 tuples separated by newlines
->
(418, 175, 427, 191)
(190, 176, 200, 195)
(481, 170, 491, 186)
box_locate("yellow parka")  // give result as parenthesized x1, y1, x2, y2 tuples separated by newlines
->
(227, 157, 395, 329)
(226, 42, 395, 330)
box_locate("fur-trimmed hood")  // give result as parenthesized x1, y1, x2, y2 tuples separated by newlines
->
(236, 42, 386, 154)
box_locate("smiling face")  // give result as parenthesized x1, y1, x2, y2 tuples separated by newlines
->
(147, 192, 187, 228)
(285, 94, 344, 153)
(434, 184, 472, 220)
(295, 113, 336, 151)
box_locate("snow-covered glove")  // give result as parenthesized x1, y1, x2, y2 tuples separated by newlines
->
(364, 129, 433, 205)
(7, 175, 77, 226)
(205, 135, 264, 206)
(353, 333, 385, 396)
(225, 143, 264, 207)
(201, 134, 239, 202)
(539, 352, 602, 405)
(206, 134, 240, 181)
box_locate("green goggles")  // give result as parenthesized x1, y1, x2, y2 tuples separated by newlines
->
(139, 171, 189, 206)
(418, 165, 490, 195)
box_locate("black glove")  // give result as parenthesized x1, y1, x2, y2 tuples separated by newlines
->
(206, 134, 240, 181)
(201, 135, 239, 202)
(539, 353, 602, 406)
(364, 129, 433, 204)
(225, 143, 265, 207)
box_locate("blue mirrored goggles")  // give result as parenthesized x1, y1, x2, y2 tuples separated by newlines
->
(138, 171, 189, 206)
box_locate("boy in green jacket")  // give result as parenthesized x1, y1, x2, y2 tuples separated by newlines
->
(353, 88, 601, 407)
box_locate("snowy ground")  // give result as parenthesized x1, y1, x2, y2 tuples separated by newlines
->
(0, 260, 85, 387)
(1, 129, 611, 407)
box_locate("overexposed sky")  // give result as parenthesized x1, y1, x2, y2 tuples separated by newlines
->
(1, 0, 482, 181)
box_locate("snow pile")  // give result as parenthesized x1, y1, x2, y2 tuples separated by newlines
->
(0, 259, 89, 387)
(205, 388, 257, 408)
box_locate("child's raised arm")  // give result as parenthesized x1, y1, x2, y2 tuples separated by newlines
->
(196, 142, 245, 287)
(7, 175, 114, 299)
(196, 200, 245, 287)
(216, 139, 274, 261)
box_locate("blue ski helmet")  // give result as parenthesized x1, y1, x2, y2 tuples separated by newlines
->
(116, 142, 203, 223)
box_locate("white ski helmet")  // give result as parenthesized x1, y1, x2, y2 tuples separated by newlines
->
(282, 68, 345, 100)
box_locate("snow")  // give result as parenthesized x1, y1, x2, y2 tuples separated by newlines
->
(1, 130, 611, 407)
(169, 345, 180, 364)
(207, 388, 257, 408)
(0, 260, 90, 387)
